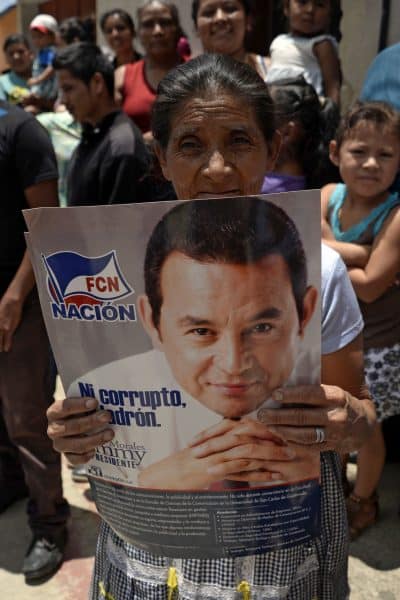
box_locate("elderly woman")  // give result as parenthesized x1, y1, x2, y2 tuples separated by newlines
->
(115, 1, 187, 138)
(47, 54, 375, 600)
(192, 0, 269, 78)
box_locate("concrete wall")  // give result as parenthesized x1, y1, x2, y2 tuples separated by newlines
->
(339, 0, 400, 108)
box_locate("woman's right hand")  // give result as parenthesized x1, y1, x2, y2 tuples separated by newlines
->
(47, 397, 114, 465)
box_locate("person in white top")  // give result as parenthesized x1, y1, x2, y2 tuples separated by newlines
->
(266, 0, 342, 105)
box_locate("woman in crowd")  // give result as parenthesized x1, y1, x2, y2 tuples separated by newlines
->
(100, 8, 141, 69)
(192, 0, 269, 78)
(115, 1, 187, 139)
(47, 54, 375, 600)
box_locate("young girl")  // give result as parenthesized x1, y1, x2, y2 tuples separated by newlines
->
(266, 0, 342, 105)
(262, 75, 338, 193)
(322, 101, 400, 539)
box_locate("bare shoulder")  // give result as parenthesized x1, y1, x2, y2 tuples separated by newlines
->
(313, 37, 337, 56)
(321, 183, 337, 212)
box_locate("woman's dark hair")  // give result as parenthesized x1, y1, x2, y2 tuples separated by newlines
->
(269, 76, 330, 187)
(59, 17, 95, 45)
(100, 8, 135, 34)
(152, 53, 275, 149)
(192, 0, 251, 25)
(3, 33, 30, 52)
(335, 100, 400, 147)
(145, 196, 308, 328)
(53, 42, 115, 97)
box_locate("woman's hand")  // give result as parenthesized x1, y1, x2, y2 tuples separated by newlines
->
(138, 418, 315, 489)
(47, 396, 114, 465)
(257, 383, 373, 455)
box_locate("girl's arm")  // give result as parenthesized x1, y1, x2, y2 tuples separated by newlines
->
(314, 39, 341, 106)
(348, 207, 400, 303)
(28, 65, 54, 86)
(321, 184, 372, 268)
(321, 183, 336, 240)
(114, 65, 126, 105)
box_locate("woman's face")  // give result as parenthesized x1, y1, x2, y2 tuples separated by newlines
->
(195, 0, 249, 56)
(102, 14, 134, 54)
(156, 92, 280, 200)
(139, 2, 178, 58)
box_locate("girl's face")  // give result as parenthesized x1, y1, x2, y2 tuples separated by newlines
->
(156, 91, 280, 200)
(285, 0, 331, 37)
(102, 14, 134, 54)
(138, 2, 178, 58)
(195, 0, 249, 57)
(330, 121, 400, 201)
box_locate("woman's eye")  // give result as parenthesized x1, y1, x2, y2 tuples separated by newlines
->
(179, 138, 201, 151)
(232, 135, 251, 145)
(223, 4, 239, 14)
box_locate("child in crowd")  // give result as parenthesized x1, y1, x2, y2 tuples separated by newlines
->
(321, 101, 400, 539)
(0, 34, 33, 104)
(267, 0, 342, 106)
(26, 14, 58, 112)
(262, 75, 335, 193)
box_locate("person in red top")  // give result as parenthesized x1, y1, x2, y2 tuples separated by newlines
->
(115, 1, 188, 142)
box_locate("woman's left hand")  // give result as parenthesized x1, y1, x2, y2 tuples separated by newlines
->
(257, 384, 372, 454)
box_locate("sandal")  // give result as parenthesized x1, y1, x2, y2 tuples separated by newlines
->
(346, 492, 379, 541)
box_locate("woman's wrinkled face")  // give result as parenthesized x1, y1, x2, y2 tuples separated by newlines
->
(102, 14, 134, 54)
(139, 2, 178, 58)
(156, 92, 279, 200)
(195, 0, 248, 56)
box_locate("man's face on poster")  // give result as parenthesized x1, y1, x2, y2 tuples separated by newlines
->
(140, 251, 317, 419)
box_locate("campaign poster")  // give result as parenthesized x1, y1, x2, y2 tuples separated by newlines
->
(25, 192, 321, 559)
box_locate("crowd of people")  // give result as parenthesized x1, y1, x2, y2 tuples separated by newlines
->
(0, 0, 399, 597)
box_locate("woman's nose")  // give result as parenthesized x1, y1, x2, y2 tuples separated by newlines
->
(204, 150, 231, 179)
(214, 8, 228, 21)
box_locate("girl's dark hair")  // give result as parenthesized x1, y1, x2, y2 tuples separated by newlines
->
(192, 0, 251, 24)
(3, 33, 30, 52)
(152, 53, 275, 149)
(100, 8, 135, 34)
(269, 76, 335, 187)
(59, 17, 95, 45)
(328, 0, 343, 43)
(335, 101, 400, 147)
